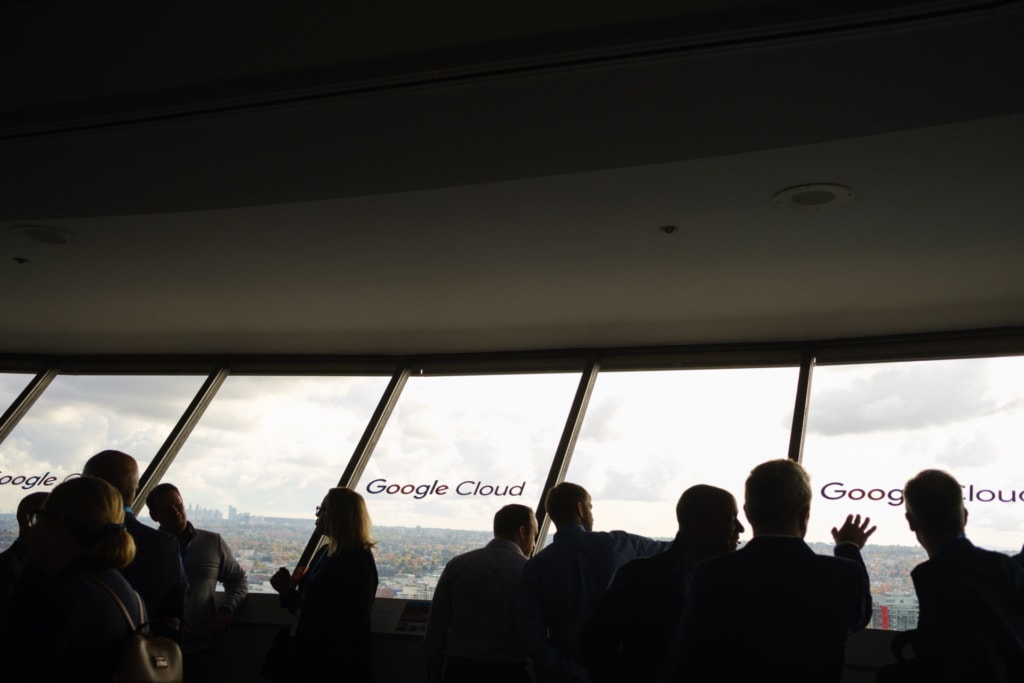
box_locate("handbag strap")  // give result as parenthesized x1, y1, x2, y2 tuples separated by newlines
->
(87, 574, 141, 632)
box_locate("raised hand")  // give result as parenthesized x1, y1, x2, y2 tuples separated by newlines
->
(831, 514, 877, 548)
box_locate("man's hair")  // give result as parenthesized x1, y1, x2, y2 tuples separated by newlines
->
(744, 459, 811, 532)
(544, 482, 589, 525)
(145, 482, 181, 510)
(676, 484, 732, 528)
(904, 469, 965, 536)
(493, 504, 534, 539)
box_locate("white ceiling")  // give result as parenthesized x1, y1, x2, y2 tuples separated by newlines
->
(1, 1, 1022, 356)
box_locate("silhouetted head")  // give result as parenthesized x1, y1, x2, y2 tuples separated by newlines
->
(904, 469, 966, 552)
(82, 450, 139, 506)
(744, 459, 812, 538)
(494, 504, 538, 557)
(676, 484, 744, 560)
(15, 491, 49, 538)
(146, 483, 188, 537)
(317, 487, 375, 554)
(544, 482, 593, 531)
(29, 476, 135, 574)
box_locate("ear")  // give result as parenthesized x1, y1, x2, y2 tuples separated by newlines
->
(905, 511, 917, 532)
(576, 501, 586, 522)
(963, 507, 969, 527)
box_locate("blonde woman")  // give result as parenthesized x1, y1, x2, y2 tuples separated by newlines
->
(0, 476, 142, 682)
(271, 487, 379, 682)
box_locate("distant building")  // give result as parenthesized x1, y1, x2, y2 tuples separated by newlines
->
(873, 593, 919, 631)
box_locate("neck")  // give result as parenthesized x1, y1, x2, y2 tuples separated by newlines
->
(752, 525, 803, 539)
(919, 531, 964, 558)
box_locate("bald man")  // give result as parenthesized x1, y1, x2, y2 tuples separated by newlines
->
(581, 485, 744, 682)
(83, 450, 187, 641)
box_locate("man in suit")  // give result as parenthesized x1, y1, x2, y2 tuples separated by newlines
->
(879, 469, 1024, 682)
(83, 450, 187, 641)
(679, 459, 874, 683)
(580, 484, 743, 683)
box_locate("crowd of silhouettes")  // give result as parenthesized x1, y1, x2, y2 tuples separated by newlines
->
(425, 460, 1024, 683)
(2, 454, 1024, 682)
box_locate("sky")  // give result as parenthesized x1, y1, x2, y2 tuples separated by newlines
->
(2, 355, 1024, 551)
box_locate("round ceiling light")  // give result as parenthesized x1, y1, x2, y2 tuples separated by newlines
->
(773, 183, 855, 211)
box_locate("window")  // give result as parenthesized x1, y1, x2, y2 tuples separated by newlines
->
(0, 374, 205, 515)
(802, 355, 1024, 629)
(155, 375, 391, 593)
(565, 367, 798, 540)
(360, 372, 581, 599)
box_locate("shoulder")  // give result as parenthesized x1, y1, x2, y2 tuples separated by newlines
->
(127, 517, 177, 550)
(193, 526, 220, 541)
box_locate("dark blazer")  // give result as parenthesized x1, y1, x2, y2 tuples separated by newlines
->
(120, 513, 187, 640)
(580, 540, 695, 683)
(279, 545, 379, 683)
(0, 538, 30, 624)
(908, 538, 1024, 682)
(1, 561, 142, 683)
(679, 536, 871, 683)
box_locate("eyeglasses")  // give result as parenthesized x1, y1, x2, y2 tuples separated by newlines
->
(28, 509, 49, 527)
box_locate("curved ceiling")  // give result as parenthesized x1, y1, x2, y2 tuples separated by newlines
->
(1, 1, 1022, 356)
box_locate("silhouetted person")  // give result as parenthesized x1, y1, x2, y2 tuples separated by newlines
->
(83, 449, 187, 641)
(519, 482, 671, 683)
(0, 491, 48, 622)
(580, 485, 743, 683)
(147, 482, 248, 683)
(679, 459, 874, 683)
(877, 469, 1024, 683)
(425, 504, 538, 683)
(270, 487, 378, 683)
(0, 477, 142, 682)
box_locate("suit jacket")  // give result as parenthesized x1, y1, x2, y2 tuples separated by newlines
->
(679, 536, 871, 683)
(120, 513, 187, 640)
(0, 538, 30, 624)
(909, 538, 1024, 682)
(580, 539, 696, 683)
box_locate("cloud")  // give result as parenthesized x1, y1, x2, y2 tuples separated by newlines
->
(808, 360, 999, 436)
(936, 432, 997, 469)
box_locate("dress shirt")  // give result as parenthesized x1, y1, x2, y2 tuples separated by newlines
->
(178, 522, 248, 653)
(425, 538, 528, 682)
(520, 524, 672, 682)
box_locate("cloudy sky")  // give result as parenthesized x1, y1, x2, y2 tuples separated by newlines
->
(2, 355, 1024, 551)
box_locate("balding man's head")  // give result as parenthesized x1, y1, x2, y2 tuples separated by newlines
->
(676, 485, 744, 560)
(82, 450, 139, 505)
